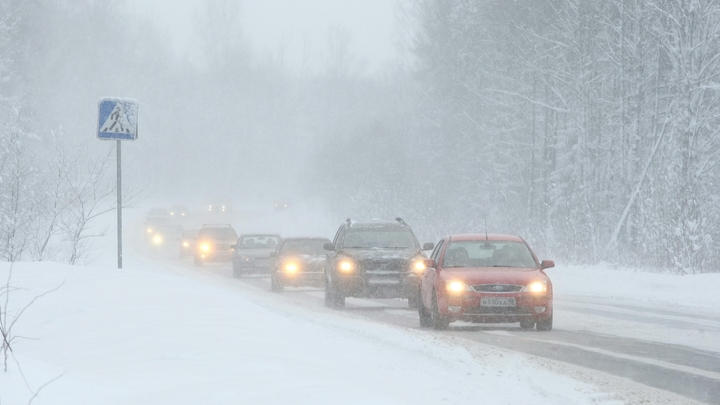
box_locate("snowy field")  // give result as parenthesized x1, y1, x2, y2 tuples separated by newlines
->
(0, 257, 714, 404)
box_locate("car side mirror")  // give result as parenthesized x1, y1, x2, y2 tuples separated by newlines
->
(269, 251, 276, 258)
(540, 260, 555, 269)
(323, 243, 335, 251)
(423, 259, 436, 268)
(229, 244, 236, 249)
(422, 242, 434, 251)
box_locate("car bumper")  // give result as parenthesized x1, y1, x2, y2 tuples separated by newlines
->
(335, 273, 420, 299)
(198, 250, 233, 262)
(440, 293, 553, 323)
(276, 271, 324, 287)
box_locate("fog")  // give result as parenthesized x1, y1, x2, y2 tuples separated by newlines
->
(3, 0, 720, 273)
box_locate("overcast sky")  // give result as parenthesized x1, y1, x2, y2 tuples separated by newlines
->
(127, 0, 404, 74)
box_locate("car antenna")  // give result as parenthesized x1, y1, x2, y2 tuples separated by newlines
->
(484, 217, 488, 240)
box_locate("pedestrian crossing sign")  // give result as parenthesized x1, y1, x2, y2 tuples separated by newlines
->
(97, 98, 138, 140)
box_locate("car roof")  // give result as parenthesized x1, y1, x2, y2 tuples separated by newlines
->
(446, 234, 525, 242)
(348, 220, 406, 228)
(282, 237, 331, 242)
(240, 233, 281, 237)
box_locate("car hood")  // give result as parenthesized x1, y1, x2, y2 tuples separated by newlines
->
(339, 248, 422, 261)
(236, 248, 275, 258)
(279, 254, 326, 264)
(441, 267, 548, 286)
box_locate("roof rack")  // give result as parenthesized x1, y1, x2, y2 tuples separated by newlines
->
(395, 217, 408, 227)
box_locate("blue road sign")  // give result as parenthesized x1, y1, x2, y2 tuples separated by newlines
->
(97, 98, 138, 140)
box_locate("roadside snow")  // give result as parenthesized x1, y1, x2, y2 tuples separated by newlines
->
(2, 261, 615, 405)
(552, 264, 720, 312)
(552, 264, 720, 354)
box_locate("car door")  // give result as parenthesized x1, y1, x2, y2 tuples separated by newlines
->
(422, 239, 445, 306)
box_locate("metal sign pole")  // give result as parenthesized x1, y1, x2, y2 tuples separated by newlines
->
(117, 139, 122, 269)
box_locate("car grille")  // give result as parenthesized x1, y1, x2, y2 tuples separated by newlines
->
(360, 258, 407, 272)
(472, 284, 523, 293)
(463, 306, 533, 316)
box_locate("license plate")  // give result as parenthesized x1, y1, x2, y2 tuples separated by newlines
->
(368, 278, 400, 286)
(481, 297, 516, 307)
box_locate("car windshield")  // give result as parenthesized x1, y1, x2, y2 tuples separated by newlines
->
(146, 217, 170, 226)
(342, 228, 418, 249)
(239, 235, 280, 249)
(443, 241, 537, 268)
(280, 239, 328, 255)
(182, 231, 198, 239)
(198, 228, 237, 240)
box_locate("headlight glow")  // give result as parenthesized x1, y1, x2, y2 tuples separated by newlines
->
(152, 235, 163, 245)
(182, 241, 189, 247)
(338, 260, 355, 273)
(412, 260, 426, 273)
(200, 244, 211, 252)
(146, 228, 153, 233)
(524, 281, 547, 294)
(284, 262, 299, 273)
(446, 281, 470, 293)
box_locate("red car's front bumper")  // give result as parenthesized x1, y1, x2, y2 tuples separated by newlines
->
(439, 292, 553, 323)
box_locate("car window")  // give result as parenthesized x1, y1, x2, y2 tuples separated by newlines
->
(442, 241, 537, 268)
(239, 235, 280, 249)
(280, 239, 329, 255)
(198, 228, 237, 240)
(341, 228, 418, 249)
(430, 239, 445, 261)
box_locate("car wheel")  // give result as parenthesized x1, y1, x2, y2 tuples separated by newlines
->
(431, 291, 450, 330)
(519, 320, 535, 331)
(324, 275, 345, 309)
(418, 291, 432, 328)
(270, 275, 283, 292)
(408, 294, 420, 309)
(536, 315, 553, 331)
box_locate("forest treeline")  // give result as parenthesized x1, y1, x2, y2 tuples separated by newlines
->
(2, 0, 719, 273)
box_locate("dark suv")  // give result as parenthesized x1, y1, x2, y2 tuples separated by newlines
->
(323, 218, 434, 309)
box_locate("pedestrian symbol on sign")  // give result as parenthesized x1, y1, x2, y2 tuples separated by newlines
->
(97, 98, 138, 140)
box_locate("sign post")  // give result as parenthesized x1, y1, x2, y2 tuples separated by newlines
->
(97, 98, 138, 269)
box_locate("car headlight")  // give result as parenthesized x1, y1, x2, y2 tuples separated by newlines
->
(200, 243, 211, 252)
(146, 228, 153, 233)
(446, 281, 471, 293)
(170, 212, 175, 216)
(522, 281, 548, 294)
(338, 260, 355, 273)
(182, 241, 189, 248)
(411, 257, 426, 273)
(152, 235, 163, 245)
(284, 262, 299, 273)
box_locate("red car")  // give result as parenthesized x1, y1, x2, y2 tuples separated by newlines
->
(418, 234, 554, 331)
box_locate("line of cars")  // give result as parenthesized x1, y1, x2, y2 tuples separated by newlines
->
(176, 217, 555, 332)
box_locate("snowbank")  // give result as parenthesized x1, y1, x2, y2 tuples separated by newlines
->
(552, 264, 720, 311)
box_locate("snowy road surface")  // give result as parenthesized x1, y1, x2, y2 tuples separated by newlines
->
(229, 272, 720, 404)
(2, 253, 717, 404)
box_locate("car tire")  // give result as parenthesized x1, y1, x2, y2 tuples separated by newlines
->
(270, 275, 283, 292)
(324, 275, 345, 309)
(408, 294, 420, 309)
(519, 320, 535, 331)
(418, 292, 432, 328)
(431, 291, 450, 330)
(536, 315, 553, 331)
